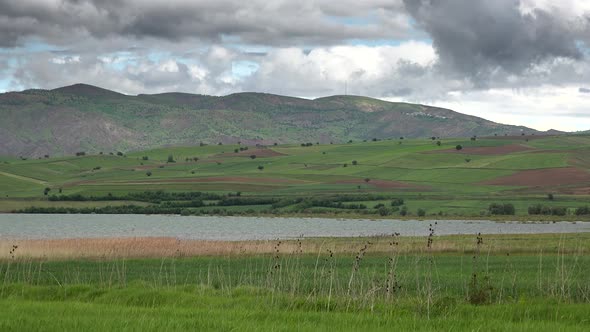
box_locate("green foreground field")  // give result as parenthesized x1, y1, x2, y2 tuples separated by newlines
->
(2, 134, 590, 218)
(1, 233, 589, 330)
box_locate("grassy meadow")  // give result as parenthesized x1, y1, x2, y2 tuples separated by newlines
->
(2, 134, 590, 218)
(1, 233, 589, 330)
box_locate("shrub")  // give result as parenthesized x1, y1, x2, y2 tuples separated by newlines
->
(391, 198, 404, 207)
(378, 207, 391, 216)
(167, 155, 175, 163)
(417, 208, 426, 217)
(488, 203, 515, 215)
(547, 193, 554, 200)
(146, 171, 152, 176)
(575, 206, 590, 215)
(142, 156, 149, 161)
(352, 160, 358, 165)
(400, 206, 408, 216)
(552, 207, 567, 216)
(528, 204, 567, 216)
(455, 145, 463, 151)
(250, 155, 256, 159)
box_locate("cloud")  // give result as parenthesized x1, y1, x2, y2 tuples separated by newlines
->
(10, 46, 241, 95)
(403, 0, 588, 86)
(241, 42, 437, 96)
(580, 87, 590, 93)
(0, 0, 410, 47)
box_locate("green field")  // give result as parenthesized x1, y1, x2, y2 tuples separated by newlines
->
(2, 135, 590, 218)
(1, 233, 589, 331)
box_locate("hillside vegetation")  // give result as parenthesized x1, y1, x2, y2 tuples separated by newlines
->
(0, 83, 539, 157)
(2, 134, 590, 218)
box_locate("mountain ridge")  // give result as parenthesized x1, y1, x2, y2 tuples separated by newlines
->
(0, 83, 549, 157)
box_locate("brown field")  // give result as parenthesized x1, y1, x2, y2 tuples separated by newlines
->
(431, 144, 534, 155)
(2, 233, 587, 260)
(482, 167, 590, 187)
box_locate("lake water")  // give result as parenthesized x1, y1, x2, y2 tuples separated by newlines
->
(0, 214, 589, 241)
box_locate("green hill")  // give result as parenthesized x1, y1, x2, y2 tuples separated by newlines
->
(0, 83, 540, 157)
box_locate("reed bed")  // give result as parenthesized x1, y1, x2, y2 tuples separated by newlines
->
(1, 232, 588, 260)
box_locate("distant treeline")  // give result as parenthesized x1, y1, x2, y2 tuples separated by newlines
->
(48, 192, 395, 203)
(48, 191, 224, 203)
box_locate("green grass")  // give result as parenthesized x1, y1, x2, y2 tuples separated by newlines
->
(1, 289, 589, 331)
(2, 135, 590, 218)
(1, 244, 589, 331)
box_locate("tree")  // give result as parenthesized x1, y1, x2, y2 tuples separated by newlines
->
(146, 171, 152, 176)
(488, 203, 515, 215)
(250, 155, 257, 159)
(417, 208, 426, 217)
(465, 158, 471, 163)
(167, 155, 175, 163)
(234, 148, 239, 153)
(364, 178, 370, 183)
(547, 193, 554, 200)
(352, 160, 358, 165)
(258, 165, 264, 171)
(116, 151, 124, 156)
(436, 141, 442, 146)
(43, 187, 51, 196)
(455, 144, 463, 151)
(400, 206, 408, 216)
(391, 198, 404, 207)
(378, 207, 391, 216)
(142, 156, 149, 161)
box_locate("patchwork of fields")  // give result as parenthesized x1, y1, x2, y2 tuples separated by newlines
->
(2, 134, 590, 217)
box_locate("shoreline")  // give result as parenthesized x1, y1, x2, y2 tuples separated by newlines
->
(2, 212, 590, 223)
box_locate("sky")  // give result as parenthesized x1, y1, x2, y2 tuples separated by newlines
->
(0, 0, 589, 131)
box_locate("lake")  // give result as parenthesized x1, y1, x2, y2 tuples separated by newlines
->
(0, 214, 589, 240)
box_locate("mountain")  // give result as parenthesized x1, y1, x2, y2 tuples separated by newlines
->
(0, 83, 542, 157)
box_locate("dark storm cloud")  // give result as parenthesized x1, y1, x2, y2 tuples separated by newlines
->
(403, 0, 587, 82)
(0, 0, 409, 47)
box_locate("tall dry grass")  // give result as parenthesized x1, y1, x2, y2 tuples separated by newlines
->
(0, 233, 588, 260)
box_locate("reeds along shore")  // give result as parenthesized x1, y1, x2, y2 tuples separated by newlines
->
(0, 233, 588, 260)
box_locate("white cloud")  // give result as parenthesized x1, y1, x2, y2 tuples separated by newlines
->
(428, 85, 590, 131)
